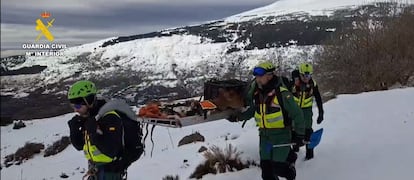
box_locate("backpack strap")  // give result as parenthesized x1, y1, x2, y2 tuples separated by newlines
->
(241, 77, 288, 128)
(104, 110, 120, 118)
(311, 79, 317, 87)
(103, 111, 125, 148)
(274, 76, 292, 128)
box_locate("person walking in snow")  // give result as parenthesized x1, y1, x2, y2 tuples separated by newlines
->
(290, 63, 324, 160)
(67, 80, 143, 180)
(228, 61, 305, 180)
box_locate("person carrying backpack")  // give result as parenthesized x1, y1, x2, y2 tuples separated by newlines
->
(67, 80, 143, 180)
(290, 63, 324, 160)
(228, 61, 305, 180)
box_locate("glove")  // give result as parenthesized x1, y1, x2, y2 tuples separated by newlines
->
(68, 115, 85, 131)
(292, 131, 305, 147)
(226, 114, 240, 122)
(317, 112, 324, 124)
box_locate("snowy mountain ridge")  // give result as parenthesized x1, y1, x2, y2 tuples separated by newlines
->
(225, 0, 387, 22)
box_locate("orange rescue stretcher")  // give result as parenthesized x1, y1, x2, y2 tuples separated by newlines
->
(137, 100, 239, 128)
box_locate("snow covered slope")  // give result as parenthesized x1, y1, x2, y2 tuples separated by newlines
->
(1, 87, 413, 179)
(226, 0, 414, 22)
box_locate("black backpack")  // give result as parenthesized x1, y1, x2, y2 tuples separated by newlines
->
(117, 111, 144, 168)
(97, 99, 144, 168)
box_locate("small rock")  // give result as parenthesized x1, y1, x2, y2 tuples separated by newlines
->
(230, 134, 239, 140)
(198, 146, 208, 153)
(5, 162, 12, 168)
(13, 120, 26, 130)
(183, 159, 188, 163)
(60, 173, 69, 178)
(178, 132, 205, 147)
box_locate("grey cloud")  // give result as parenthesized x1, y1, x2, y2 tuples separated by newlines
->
(1, 0, 276, 51)
(2, 0, 275, 10)
(1, 23, 168, 50)
(2, 3, 265, 28)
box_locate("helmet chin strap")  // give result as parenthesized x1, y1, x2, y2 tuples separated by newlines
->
(83, 96, 96, 109)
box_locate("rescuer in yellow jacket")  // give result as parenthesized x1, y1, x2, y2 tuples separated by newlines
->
(67, 80, 126, 180)
(229, 61, 305, 180)
(291, 63, 324, 160)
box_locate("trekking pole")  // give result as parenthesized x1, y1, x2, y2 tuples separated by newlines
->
(273, 128, 324, 148)
(272, 143, 296, 148)
(167, 128, 174, 148)
(272, 141, 314, 148)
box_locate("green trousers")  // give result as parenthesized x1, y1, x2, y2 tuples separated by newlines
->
(259, 129, 291, 162)
(302, 108, 313, 129)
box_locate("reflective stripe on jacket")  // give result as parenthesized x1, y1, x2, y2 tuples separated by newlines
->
(293, 95, 313, 108)
(83, 111, 120, 163)
(292, 80, 316, 108)
(254, 86, 288, 128)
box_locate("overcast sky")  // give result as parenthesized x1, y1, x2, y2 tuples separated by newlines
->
(1, 0, 276, 54)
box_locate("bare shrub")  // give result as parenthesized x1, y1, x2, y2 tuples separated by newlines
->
(190, 144, 249, 179)
(315, 5, 414, 96)
(44, 136, 71, 157)
(4, 142, 45, 167)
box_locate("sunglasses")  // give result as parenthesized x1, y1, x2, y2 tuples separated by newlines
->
(71, 103, 84, 109)
(253, 67, 273, 76)
(301, 73, 312, 78)
(69, 98, 87, 109)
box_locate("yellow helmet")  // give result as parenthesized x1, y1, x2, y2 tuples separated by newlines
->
(257, 61, 276, 71)
(299, 63, 313, 74)
(253, 61, 276, 76)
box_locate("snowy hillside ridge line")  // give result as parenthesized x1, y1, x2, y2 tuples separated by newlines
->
(1, 30, 319, 95)
(1, 87, 414, 179)
(225, 0, 414, 22)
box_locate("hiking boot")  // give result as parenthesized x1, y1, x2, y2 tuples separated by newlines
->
(287, 149, 298, 165)
(286, 164, 296, 180)
(305, 148, 314, 160)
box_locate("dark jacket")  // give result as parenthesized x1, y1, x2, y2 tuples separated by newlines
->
(68, 99, 124, 171)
